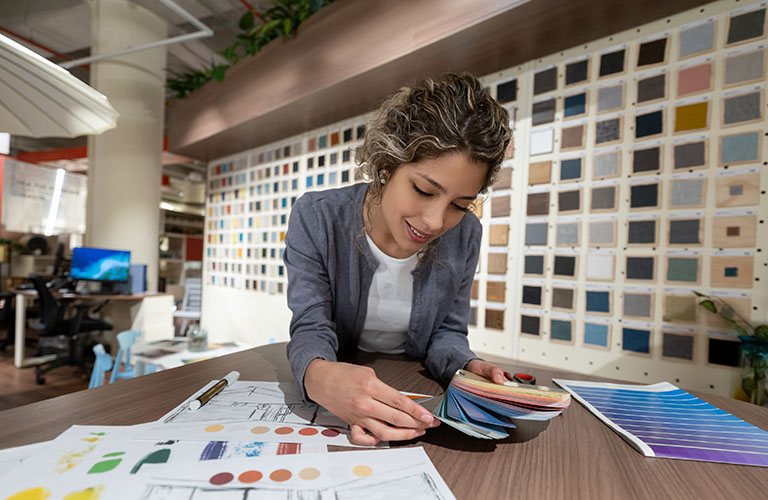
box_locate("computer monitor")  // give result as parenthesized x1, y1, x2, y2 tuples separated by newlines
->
(70, 247, 131, 283)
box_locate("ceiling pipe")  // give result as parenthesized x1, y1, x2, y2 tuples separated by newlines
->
(60, 0, 213, 69)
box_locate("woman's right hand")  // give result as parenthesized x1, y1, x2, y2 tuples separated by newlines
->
(304, 358, 440, 445)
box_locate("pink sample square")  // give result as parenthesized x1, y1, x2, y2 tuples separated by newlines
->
(677, 62, 712, 96)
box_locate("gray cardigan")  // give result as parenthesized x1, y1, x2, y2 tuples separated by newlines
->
(284, 182, 481, 398)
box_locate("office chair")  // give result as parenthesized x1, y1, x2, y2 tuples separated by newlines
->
(28, 274, 113, 384)
(0, 292, 14, 351)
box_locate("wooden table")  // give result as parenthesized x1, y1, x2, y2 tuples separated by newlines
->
(0, 343, 766, 499)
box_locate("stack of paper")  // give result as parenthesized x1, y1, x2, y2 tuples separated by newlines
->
(418, 370, 571, 439)
(0, 380, 458, 499)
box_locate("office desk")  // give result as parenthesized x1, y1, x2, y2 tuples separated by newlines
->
(0, 343, 765, 499)
(13, 290, 174, 368)
(132, 337, 251, 374)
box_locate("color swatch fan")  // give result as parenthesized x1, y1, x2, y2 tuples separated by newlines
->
(418, 370, 571, 439)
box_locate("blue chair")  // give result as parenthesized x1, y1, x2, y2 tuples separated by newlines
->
(109, 330, 139, 383)
(89, 344, 113, 389)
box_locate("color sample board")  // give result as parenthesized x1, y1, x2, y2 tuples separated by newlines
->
(554, 379, 768, 467)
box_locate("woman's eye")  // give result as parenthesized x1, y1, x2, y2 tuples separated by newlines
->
(412, 184, 431, 197)
(452, 203, 470, 213)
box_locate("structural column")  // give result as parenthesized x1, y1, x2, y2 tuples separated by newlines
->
(86, 0, 166, 291)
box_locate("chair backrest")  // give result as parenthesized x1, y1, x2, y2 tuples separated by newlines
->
(110, 330, 139, 383)
(29, 274, 60, 335)
(89, 343, 113, 389)
(0, 292, 13, 324)
(181, 278, 202, 312)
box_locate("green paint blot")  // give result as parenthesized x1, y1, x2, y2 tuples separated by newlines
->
(102, 452, 125, 457)
(88, 458, 121, 474)
(130, 449, 171, 474)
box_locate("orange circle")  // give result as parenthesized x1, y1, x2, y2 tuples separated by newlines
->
(274, 426, 294, 435)
(298, 428, 318, 436)
(238, 470, 263, 483)
(250, 426, 269, 434)
(269, 469, 292, 482)
(204, 424, 224, 432)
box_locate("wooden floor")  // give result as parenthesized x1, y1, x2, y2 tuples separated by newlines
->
(0, 342, 91, 412)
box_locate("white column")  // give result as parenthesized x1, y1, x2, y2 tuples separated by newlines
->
(86, 0, 166, 291)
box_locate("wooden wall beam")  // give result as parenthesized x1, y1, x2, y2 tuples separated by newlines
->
(168, 0, 711, 161)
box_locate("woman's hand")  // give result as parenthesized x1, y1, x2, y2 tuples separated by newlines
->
(464, 359, 507, 385)
(304, 359, 440, 446)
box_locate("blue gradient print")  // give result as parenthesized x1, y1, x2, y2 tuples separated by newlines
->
(71, 247, 130, 281)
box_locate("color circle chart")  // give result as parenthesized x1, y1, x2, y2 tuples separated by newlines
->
(138, 448, 453, 499)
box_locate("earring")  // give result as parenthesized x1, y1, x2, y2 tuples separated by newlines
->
(378, 170, 388, 185)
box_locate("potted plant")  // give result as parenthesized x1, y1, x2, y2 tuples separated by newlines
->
(695, 291, 768, 406)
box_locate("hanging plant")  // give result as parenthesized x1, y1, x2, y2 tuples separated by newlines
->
(167, 0, 334, 99)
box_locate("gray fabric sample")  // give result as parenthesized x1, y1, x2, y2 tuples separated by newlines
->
(591, 186, 616, 210)
(669, 219, 701, 244)
(670, 179, 704, 207)
(680, 22, 715, 58)
(556, 223, 579, 245)
(597, 85, 623, 112)
(663, 333, 694, 360)
(725, 50, 765, 85)
(727, 8, 766, 45)
(558, 190, 581, 212)
(525, 223, 548, 245)
(595, 118, 621, 144)
(626, 257, 655, 280)
(552, 288, 574, 308)
(594, 152, 620, 177)
(627, 220, 656, 244)
(721, 132, 760, 163)
(723, 92, 762, 125)
(624, 293, 652, 317)
(589, 221, 615, 245)
(532, 99, 556, 125)
(673, 141, 706, 169)
(633, 147, 661, 173)
(730, 184, 744, 196)
(524, 255, 544, 274)
(534, 67, 558, 95)
(637, 74, 666, 103)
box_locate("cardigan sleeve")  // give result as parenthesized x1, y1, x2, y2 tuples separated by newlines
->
(423, 216, 482, 382)
(283, 194, 340, 400)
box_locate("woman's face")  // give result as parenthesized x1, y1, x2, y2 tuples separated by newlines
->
(369, 153, 487, 259)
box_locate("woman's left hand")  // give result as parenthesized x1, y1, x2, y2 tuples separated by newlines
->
(464, 359, 507, 385)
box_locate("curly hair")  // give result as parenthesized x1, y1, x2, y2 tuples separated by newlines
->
(358, 72, 512, 208)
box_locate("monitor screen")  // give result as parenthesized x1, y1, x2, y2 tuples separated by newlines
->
(70, 247, 131, 282)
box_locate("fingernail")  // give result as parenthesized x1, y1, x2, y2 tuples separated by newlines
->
(420, 414, 434, 424)
(430, 419, 441, 427)
(417, 430, 426, 436)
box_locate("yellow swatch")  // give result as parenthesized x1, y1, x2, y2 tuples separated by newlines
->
(63, 486, 103, 500)
(352, 465, 372, 477)
(56, 445, 95, 473)
(5, 487, 51, 500)
(675, 101, 708, 132)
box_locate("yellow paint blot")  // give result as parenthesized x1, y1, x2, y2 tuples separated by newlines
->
(352, 465, 372, 477)
(250, 426, 269, 434)
(80, 438, 100, 443)
(62, 486, 103, 500)
(205, 424, 224, 432)
(4, 487, 51, 500)
(56, 445, 96, 473)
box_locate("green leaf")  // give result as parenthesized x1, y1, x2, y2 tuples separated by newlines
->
(239, 10, 255, 31)
(283, 18, 293, 37)
(212, 65, 228, 82)
(755, 325, 768, 340)
(699, 300, 717, 313)
(693, 291, 707, 297)
(722, 316, 749, 336)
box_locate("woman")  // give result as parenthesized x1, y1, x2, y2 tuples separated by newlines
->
(284, 73, 512, 445)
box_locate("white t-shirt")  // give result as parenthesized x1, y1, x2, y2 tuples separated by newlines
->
(358, 234, 418, 354)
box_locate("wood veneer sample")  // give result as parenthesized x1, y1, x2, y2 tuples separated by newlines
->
(489, 225, 509, 246)
(485, 309, 504, 330)
(715, 172, 760, 207)
(471, 280, 479, 300)
(494, 168, 512, 189)
(487, 253, 508, 274)
(705, 296, 751, 328)
(528, 161, 551, 185)
(527, 192, 550, 216)
(487, 282, 506, 303)
(712, 215, 757, 247)
(711, 256, 754, 288)
(492, 195, 511, 217)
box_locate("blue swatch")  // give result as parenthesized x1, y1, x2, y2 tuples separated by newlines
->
(560, 158, 582, 180)
(586, 291, 611, 313)
(584, 323, 609, 347)
(635, 110, 663, 138)
(623, 328, 651, 353)
(564, 93, 586, 117)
